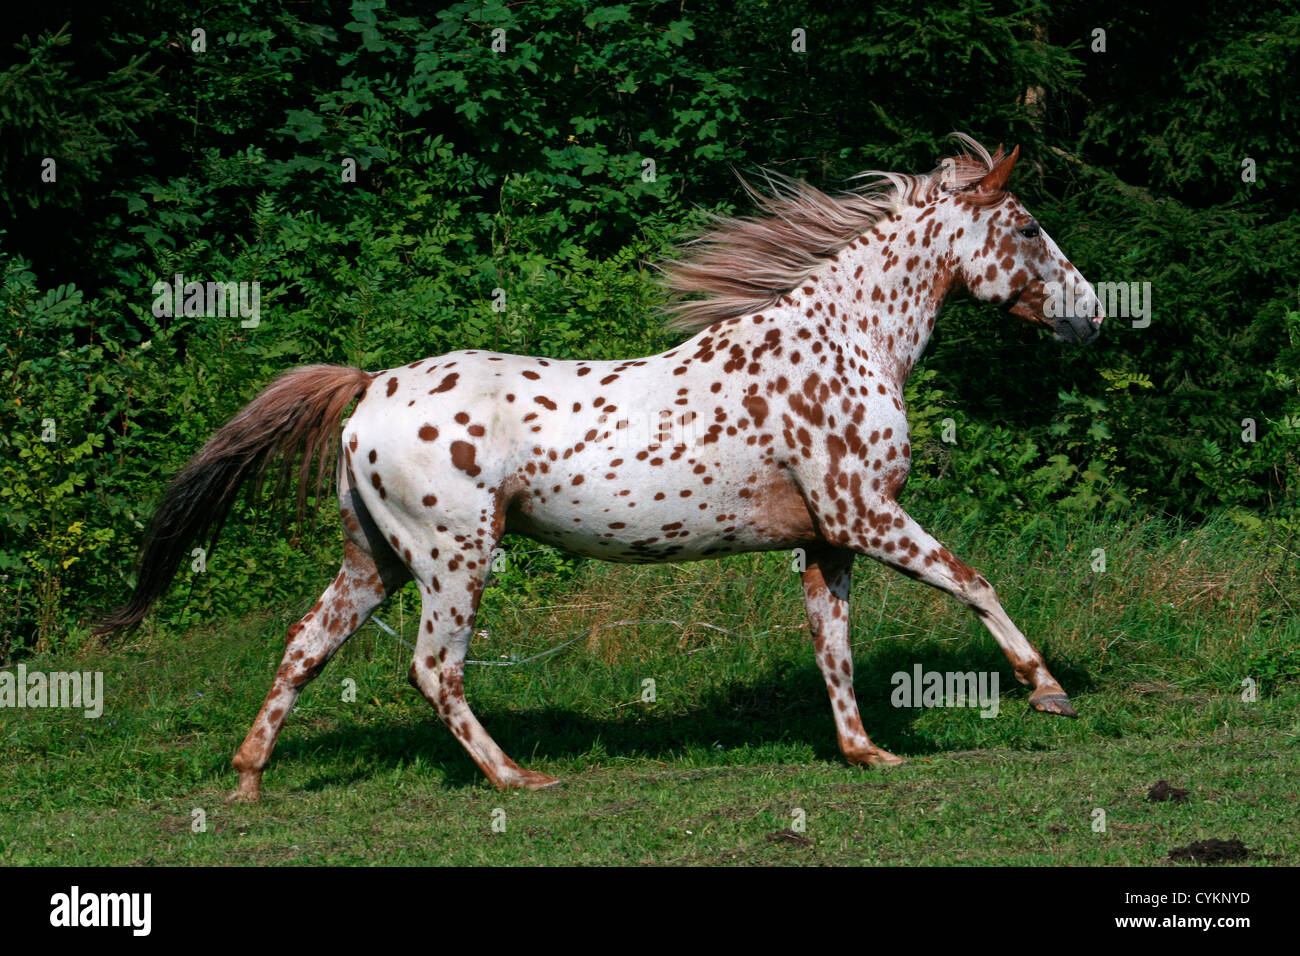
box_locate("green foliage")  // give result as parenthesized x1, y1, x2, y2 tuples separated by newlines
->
(0, 258, 116, 655)
(1190, 310, 1300, 520)
(0, 24, 164, 214)
(0, 0, 1296, 654)
(1246, 645, 1300, 695)
(903, 366, 1138, 527)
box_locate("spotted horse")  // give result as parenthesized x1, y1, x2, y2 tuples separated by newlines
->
(99, 136, 1104, 800)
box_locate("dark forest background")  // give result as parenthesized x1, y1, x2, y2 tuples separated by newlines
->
(1, 0, 1296, 654)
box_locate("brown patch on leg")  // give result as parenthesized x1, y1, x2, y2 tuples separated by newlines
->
(410, 656, 562, 791)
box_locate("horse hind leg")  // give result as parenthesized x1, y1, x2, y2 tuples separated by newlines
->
(229, 491, 409, 802)
(406, 539, 558, 791)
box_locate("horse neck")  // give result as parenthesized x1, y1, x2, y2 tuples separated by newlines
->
(789, 202, 956, 391)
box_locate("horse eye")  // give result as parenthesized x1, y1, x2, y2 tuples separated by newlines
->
(1018, 222, 1041, 238)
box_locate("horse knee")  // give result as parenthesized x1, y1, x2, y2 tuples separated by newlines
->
(961, 575, 1001, 614)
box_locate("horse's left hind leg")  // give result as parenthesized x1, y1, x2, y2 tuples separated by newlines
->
(801, 546, 905, 767)
(406, 542, 559, 791)
(229, 535, 408, 802)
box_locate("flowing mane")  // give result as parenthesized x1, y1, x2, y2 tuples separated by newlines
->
(660, 133, 1005, 332)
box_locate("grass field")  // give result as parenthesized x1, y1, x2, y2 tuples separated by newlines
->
(2, 514, 1297, 865)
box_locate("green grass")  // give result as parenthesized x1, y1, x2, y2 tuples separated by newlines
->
(2, 514, 1297, 865)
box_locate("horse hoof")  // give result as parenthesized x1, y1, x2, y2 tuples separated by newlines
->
(866, 749, 906, 767)
(848, 748, 906, 768)
(1029, 693, 1078, 718)
(228, 772, 263, 803)
(495, 769, 561, 791)
(520, 771, 561, 791)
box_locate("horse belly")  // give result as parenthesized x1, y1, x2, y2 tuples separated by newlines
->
(505, 455, 819, 564)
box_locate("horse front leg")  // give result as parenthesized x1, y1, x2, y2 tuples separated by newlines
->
(841, 498, 1076, 716)
(801, 545, 905, 767)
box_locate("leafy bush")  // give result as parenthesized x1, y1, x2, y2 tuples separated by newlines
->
(0, 0, 1295, 656)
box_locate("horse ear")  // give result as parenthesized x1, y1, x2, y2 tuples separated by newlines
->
(975, 144, 1020, 193)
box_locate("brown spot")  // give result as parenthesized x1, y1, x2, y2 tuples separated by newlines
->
(936, 547, 977, 585)
(450, 441, 481, 478)
(742, 395, 769, 428)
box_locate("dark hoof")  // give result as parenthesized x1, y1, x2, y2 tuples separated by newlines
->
(1029, 693, 1078, 718)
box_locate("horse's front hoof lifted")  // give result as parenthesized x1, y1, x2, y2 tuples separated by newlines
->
(1029, 692, 1078, 718)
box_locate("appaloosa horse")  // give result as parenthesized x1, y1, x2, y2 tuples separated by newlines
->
(100, 136, 1103, 799)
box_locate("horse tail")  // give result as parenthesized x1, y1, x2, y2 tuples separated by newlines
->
(95, 364, 373, 636)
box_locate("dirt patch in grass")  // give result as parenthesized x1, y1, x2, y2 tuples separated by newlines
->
(765, 828, 812, 847)
(1169, 838, 1250, 863)
(1148, 780, 1190, 803)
